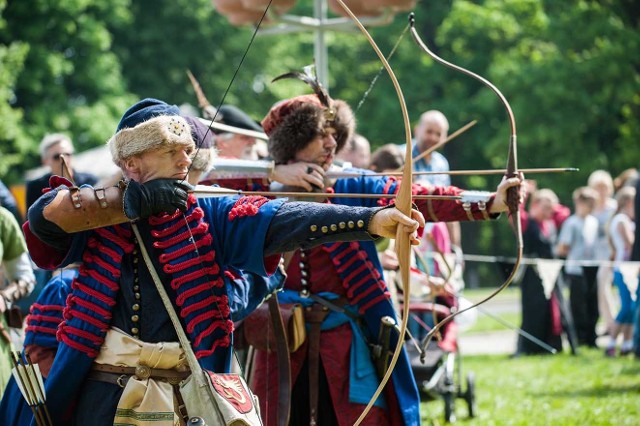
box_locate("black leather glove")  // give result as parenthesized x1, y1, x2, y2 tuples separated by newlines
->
(123, 179, 193, 220)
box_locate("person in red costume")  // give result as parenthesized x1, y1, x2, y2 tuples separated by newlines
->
(247, 86, 522, 426)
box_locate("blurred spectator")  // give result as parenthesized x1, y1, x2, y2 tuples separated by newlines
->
(26, 133, 98, 212)
(369, 143, 404, 173)
(613, 168, 639, 192)
(0, 206, 36, 394)
(556, 187, 599, 347)
(588, 170, 618, 335)
(0, 180, 21, 223)
(410, 110, 460, 247)
(604, 186, 636, 356)
(516, 184, 570, 355)
(336, 133, 371, 169)
(632, 176, 640, 358)
(213, 105, 263, 159)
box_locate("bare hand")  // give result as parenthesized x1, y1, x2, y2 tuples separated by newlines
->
(273, 163, 325, 192)
(368, 207, 425, 245)
(490, 173, 525, 213)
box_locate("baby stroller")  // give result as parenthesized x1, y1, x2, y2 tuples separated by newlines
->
(401, 246, 476, 423)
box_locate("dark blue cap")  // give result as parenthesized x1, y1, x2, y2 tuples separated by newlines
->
(116, 98, 181, 132)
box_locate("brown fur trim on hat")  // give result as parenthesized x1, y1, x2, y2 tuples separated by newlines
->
(267, 98, 355, 164)
(108, 115, 195, 167)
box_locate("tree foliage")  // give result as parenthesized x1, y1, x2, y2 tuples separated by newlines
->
(1, 0, 638, 284)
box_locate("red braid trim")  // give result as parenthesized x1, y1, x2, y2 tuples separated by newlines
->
(323, 242, 342, 253)
(186, 309, 231, 334)
(25, 325, 58, 335)
(69, 282, 117, 307)
(80, 268, 120, 292)
(82, 252, 121, 278)
(349, 283, 379, 306)
(95, 228, 134, 252)
(69, 296, 111, 319)
(335, 254, 362, 275)
(170, 266, 220, 290)
(30, 303, 64, 313)
(57, 330, 99, 358)
(152, 222, 208, 249)
(163, 251, 215, 274)
(175, 279, 224, 306)
(180, 295, 227, 318)
(195, 334, 231, 359)
(152, 208, 205, 238)
(228, 196, 269, 221)
(158, 235, 213, 263)
(61, 325, 105, 345)
(63, 309, 109, 331)
(193, 320, 233, 347)
(359, 292, 391, 313)
(26, 314, 61, 324)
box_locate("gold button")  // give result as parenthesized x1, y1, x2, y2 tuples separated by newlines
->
(330, 224, 337, 232)
(133, 257, 139, 264)
(131, 327, 139, 335)
(310, 224, 318, 232)
(135, 293, 141, 300)
(132, 304, 140, 311)
(131, 315, 139, 322)
(339, 222, 346, 229)
(321, 226, 328, 233)
(133, 285, 139, 291)
(348, 221, 355, 229)
(357, 220, 364, 228)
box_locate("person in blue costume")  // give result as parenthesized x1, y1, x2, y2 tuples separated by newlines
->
(21, 98, 425, 426)
(0, 268, 75, 426)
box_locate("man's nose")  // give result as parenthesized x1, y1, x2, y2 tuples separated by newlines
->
(324, 134, 337, 149)
(178, 150, 192, 166)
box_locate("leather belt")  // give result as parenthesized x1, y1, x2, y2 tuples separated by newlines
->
(88, 364, 190, 388)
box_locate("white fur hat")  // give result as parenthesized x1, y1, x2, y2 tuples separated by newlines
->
(108, 115, 195, 167)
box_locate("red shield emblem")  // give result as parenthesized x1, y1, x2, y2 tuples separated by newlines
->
(208, 372, 254, 413)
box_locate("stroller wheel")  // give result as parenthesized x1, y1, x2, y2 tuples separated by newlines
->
(443, 392, 456, 423)
(464, 372, 477, 418)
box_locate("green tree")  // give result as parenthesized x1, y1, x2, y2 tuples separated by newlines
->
(0, 0, 134, 183)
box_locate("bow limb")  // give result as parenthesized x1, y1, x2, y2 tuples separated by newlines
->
(331, 1, 413, 424)
(408, 14, 524, 358)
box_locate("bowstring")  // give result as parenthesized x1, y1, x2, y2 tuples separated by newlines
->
(351, 23, 409, 119)
(177, 0, 275, 379)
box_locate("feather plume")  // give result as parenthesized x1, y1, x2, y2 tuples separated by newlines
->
(271, 65, 332, 109)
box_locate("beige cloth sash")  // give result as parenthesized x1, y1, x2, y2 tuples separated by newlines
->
(94, 328, 189, 426)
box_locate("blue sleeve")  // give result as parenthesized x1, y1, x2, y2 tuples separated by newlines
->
(197, 196, 285, 276)
(226, 267, 286, 322)
(332, 170, 399, 208)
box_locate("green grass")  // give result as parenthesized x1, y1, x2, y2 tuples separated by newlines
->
(419, 347, 640, 425)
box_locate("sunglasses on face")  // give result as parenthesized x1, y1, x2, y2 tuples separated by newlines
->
(52, 153, 73, 161)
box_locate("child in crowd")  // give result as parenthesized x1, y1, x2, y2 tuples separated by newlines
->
(605, 186, 636, 356)
(556, 187, 599, 347)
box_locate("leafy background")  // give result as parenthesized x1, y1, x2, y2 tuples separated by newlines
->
(1, 0, 638, 285)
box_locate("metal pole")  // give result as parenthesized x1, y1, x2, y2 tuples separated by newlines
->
(314, 0, 329, 89)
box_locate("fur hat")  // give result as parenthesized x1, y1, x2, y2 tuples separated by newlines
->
(108, 99, 195, 167)
(108, 116, 195, 167)
(262, 94, 355, 164)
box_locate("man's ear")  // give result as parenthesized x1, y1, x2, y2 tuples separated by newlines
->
(122, 156, 140, 176)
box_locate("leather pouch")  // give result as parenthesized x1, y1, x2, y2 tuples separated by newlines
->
(243, 303, 306, 353)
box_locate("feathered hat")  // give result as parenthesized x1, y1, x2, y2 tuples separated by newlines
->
(108, 98, 195, 167)
(261, 68, 355, 164)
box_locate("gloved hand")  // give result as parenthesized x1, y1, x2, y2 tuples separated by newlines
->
(123, 179, 193, 220)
